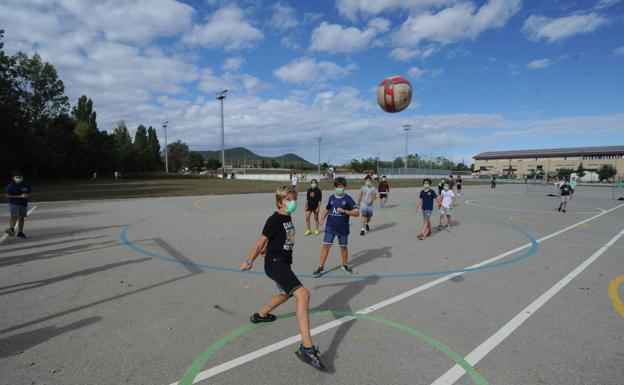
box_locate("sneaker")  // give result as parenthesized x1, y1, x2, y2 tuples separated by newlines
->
(380, 204, 385, 209)
(312, 266, 325, 278)
(417, 233, 425, 240)
(304, 229, 311, 236)
(557, 206, 561, 212)
(16, 232, 26, 239)
(4, 228, 15, 236)
(341, 264, 354, 274)
(314, 229, 319, 235)
(360, 229, 365, 236)
(365, 224, 370, 232)
(250, 312, 276, 323)
(295, 345, 327, 371)
(426, 230, 433, 237)
(562, 209, 566, 213)
(437, 224, 444, 230)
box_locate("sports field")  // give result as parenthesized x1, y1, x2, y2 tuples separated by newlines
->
(1, 183, 623, 385)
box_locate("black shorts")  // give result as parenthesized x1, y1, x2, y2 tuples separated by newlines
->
(306, 201, 320, 212)
(457, 184, 462, 190)
(379, 193, 388, 199)
(264, 261, 302, 297)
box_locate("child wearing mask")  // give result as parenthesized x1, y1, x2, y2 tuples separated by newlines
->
(304, 179, 322, 235)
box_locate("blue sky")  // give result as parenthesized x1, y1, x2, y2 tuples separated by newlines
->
(1, 0, 623, 164)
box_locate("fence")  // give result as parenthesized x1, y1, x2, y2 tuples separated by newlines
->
(378, 168, 452, 176)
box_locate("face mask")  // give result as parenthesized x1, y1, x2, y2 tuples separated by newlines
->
(14, 178, 23, 184)
(310, 184, 317, 189)
(335, 188, 345, 196)
(423, 184, 430, 189)
(285, 200, 297, 214)
(444, 186, 449, 191)
(365, 181, 371, 186)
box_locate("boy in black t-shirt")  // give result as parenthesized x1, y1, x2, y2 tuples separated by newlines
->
(304, 179, 322, 236)
(241, 185, 326, 371)
(558, 180, 572, 213)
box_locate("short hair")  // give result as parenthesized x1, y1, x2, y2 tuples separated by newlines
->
(381, 175, 386, 178)
(334, 177, 347, 187)
(364, 175, 372, 181)
(310, 178, 318, 183)
(423, 178, 432, 184)
(12, 170, 23, 177)
(275, 185, 297, 208)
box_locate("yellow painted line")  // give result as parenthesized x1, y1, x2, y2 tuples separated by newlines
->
(608, 275, 624, 319)
(508, 215, 589, 229)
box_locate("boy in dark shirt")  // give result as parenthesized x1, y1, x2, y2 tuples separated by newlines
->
(558, 180, 572, 213)
(304, 179, 322, 236)
(4, 171, 32, 238)
(415, 178, 441, 240)
(378, 176, 390, 208)
(241, 185, 325, 370)
(312, 177, 359, 277)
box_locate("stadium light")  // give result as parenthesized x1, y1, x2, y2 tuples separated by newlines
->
(216, 90, 228, 179)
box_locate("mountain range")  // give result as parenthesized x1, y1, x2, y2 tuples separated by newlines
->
(198, 147, 314, 167)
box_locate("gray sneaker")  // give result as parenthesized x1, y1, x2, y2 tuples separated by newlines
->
(312, 266, 325, 278)
(341, 264, 354, 274)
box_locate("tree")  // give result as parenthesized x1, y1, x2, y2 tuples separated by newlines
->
(167, 140, 189, 171)
(185, 151, 205, 172)
(270, 159, 279, 168)
(133, 124, 148, 171)
(147, 126, 162, 171)
(113, 120, 133, 171)
(72, 95, 97, 131)
(576, 163, 586, 179)
(597, 164, 617, 182)
(557, 168, 574, 180)
(206, 158, 222, 170)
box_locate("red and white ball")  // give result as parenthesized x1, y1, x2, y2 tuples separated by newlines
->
(376, 76, 413, 113)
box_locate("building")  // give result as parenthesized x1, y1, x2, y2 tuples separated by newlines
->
(473, 145, 624, 178)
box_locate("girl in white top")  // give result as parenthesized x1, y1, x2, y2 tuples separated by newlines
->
(437, 182, 456, 230)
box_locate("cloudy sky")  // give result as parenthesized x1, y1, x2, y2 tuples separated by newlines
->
(1, 0, 623, 164)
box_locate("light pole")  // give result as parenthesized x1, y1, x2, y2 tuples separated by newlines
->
(403, 124, 411, 176)
(317, 137, 322, 177)
(162, 121, 169, 173)
(216, 90, 228, 179)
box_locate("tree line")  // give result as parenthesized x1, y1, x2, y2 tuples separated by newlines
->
(1, 30, 163, 180)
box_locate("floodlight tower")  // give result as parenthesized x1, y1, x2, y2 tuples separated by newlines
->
(403, 124, 412, 175)
(216, 90, 228, 179)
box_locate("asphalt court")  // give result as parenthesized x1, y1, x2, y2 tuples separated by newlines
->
(1, 183, 623, 385)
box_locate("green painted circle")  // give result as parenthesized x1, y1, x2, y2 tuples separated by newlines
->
(178, 310, 488, 385)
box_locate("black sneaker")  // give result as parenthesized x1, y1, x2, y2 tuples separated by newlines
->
(365, 224, 370, 232)
(250, 313, 276, 324)
(295, 345, 327, 371)
(437, 224, 444, 230)
(360, 229, 365, 236)
(4, 228, 15, 236)
(557, 205, 562, 212)
(341, 264, 354, 274)
(16, 232, 26, 239)
(312, 266, 325, 278)
(562, 209, 566, 213)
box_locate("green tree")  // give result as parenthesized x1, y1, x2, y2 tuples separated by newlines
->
(168, 140, 189, 171)
(557, 168, 574, 180)
(147, 126, 162, 171)
(185, 151, 205, 172)
(270, 159, 279, 168)
(133, 124, 148, 171)
(597, 164, 617, 182)
(576, 162, 586, 179)
(206, 158, 222, 170)
(72, 95, 97, 130)
(113, 121, 133, 171)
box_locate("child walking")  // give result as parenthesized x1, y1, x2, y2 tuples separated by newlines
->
(415, 178, 441, 240)
(305, 179, 322, 235)
(4, 171, 32, 238)
(357, 175, 377, 236)
(241, 185, 326, 370)
(378, 175, 390, 208)
(437, 182, 456, 230)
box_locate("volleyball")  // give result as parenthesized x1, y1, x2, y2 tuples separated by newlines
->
(376, 76, 413, 113)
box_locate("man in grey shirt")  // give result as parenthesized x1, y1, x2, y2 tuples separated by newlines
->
(357, 175, 377, 236)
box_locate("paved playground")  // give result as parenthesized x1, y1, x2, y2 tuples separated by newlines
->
(1, 183, 623, 385)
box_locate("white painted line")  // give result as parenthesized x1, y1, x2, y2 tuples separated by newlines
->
(464, 199, 606, 215)
(171, 202, 624, 385)
(431, 224, 624, 385)
(0, 205, 37, 245)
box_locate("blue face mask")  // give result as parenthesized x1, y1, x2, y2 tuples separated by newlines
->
(335, 188, 345, 196)
(14, 178, 23, 184)
(285, 200, 297, 214)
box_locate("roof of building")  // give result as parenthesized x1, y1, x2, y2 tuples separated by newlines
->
(473, 145, 624, 160)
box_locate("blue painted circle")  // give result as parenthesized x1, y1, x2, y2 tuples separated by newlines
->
(120, 210, 539, 280)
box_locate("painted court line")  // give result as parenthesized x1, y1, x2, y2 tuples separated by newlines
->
(170, 202, 624, 385)
(431, 225, 624, 385)
(0, 205, 37, 245)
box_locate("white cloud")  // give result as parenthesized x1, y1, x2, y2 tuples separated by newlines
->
(336, 0, 458, 20)
(309, 18, 390, 53)
(281, 36, 301, 50)
(274, 57, 357, 84)
(392, 0, 521, 47)
(183, 5, 263, 50)
(595, 0, 620, 9)
(526, 58, 552, 69)
(199, 68, 271, 94)
(523, 13, 607, 43)
(407, 66, 426, 79)
(222, 57, 245, 72)
(389, 45, 438, 61)
(614, 46, 624, 57)
(269, 3, 299, 31)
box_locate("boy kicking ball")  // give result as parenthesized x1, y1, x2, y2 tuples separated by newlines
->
(415, 179, 441, 240)
(313, 177, 359, 277)
(241, 185, 326, 370)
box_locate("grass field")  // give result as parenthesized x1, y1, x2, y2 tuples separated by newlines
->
(27, 176, 489, 202)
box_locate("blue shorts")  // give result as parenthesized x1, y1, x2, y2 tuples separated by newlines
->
(323, 229, 349, 246)
(360, 204, 373, 218)
(422, 210, 433, 220)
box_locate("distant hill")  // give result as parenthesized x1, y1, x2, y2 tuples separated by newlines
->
(198, 147, 314, 167)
